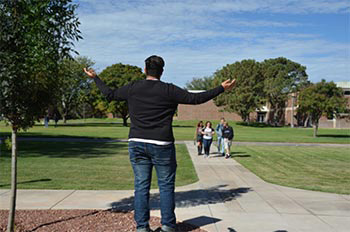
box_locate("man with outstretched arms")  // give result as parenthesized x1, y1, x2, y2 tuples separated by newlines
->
(84, 55, 236, 232)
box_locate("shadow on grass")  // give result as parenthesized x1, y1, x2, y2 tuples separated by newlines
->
(0, 141, 128, 159)
(0, 178, 52, 188)
(317, 134, 350, 138)
(0, 132, 113, 139)
(53, 122, 130, 128)
(232, 152, 251, 158)
(110, 184, 251, 212)
(172, 125, 194, 128)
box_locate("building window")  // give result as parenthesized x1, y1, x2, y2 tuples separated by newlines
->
(257, 112, 266, 123)
(344, 90, 350, 96)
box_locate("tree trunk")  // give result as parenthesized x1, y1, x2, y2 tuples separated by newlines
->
(267, 107, 275, 125)
(7, 127, 17, 232)
(313, 123, 318, 138)
(240, 113, 246, 123)
(122, 117, 128, 127)
(63, 113, 67, 124)
(304, 115, 310, 128)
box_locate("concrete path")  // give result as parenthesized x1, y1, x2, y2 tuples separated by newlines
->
(174, 142, 350, 232)
(1, 141, 350, 232)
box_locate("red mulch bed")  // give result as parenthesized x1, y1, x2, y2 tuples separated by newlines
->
(0, 210, 207, 232)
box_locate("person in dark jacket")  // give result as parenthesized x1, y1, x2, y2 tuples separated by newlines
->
(222, 121, 234, 159)
(84, 55, 236, 232)
(194, 121, 204, 155)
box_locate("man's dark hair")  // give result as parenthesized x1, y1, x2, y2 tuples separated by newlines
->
(145, 55, 165, 78)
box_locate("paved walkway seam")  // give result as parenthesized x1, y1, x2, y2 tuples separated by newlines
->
(49, 190, 76, 210)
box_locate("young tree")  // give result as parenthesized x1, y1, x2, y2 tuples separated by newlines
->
(261, 57, 308, 126)
(212, 60, 265, 122)
(185, 76, 214, 90)
(93, 63, 145, 126)
(0, 1, 81, 231)
(298, 80, 346, 137)
(56, 56, 95, 123)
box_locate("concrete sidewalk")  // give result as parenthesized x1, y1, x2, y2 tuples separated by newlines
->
(1, 141, 350, 232)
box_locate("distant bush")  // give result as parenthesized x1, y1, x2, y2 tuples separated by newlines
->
(236, 122, 283, 128)
(1, 137, 11, 151)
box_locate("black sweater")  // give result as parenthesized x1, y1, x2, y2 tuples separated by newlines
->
(222, 126, 234, 140)
(94, 77, 224, 142)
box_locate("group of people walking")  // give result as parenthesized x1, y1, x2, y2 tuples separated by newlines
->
(195, 117, 234, 159)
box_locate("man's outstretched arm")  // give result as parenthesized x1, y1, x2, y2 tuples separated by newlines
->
(84, 68, 129, 101)
(170, 79, 236, 105)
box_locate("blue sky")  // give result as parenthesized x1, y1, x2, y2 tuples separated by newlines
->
(74, 0, 350, 87)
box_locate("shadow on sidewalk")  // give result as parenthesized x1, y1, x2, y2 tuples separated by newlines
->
(208, 151, 250, 158)
(183, 216, 221, 227)
(109, 185, 251, 212)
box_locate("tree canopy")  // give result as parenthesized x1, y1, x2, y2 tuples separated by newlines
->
(0, 0, 82, 130)
(298, 80, 346, 137)
(0, 1, 81, 230)
(213, 59, 264, 122)
(261, 57, 309, 125)
(56, 56, 95, 123)
(93, 63, 145, 126)
(185, 76, 214, 90)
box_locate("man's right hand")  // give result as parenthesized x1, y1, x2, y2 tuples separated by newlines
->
(84, 68, 97, 78)
(221, 79, 236, 91)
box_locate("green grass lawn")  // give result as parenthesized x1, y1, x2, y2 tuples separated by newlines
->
(0, 142, 198, 190)
(1, 118, 349, 193)
(1, 118, 349, 144)
(232, 145, 350, 194)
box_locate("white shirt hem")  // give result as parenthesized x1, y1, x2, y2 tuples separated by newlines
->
(128, 138, 173, 145)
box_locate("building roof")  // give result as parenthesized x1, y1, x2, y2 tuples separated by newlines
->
(335, 82, 350, 89)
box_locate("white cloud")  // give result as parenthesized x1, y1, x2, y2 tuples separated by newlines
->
(76, 0, 350, 14)
(74, 0, 350, 86)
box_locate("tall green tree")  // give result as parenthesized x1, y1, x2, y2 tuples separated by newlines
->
(56, 56, 95, 123)
(212, 60, 265, 122)
(261, 57, 308, 125)
(0, 1, 81, 231)
(185, 76, 214, 90)
(298, 80, 346, 137)
(93, 63, 145, 126)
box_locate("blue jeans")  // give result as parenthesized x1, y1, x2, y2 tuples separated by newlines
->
(203, 138, 212, 156)
(129, 141, 177, 231)
(217, 136, 225, 154)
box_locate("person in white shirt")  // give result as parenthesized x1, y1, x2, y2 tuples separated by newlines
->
(201, 121, 215, 158)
